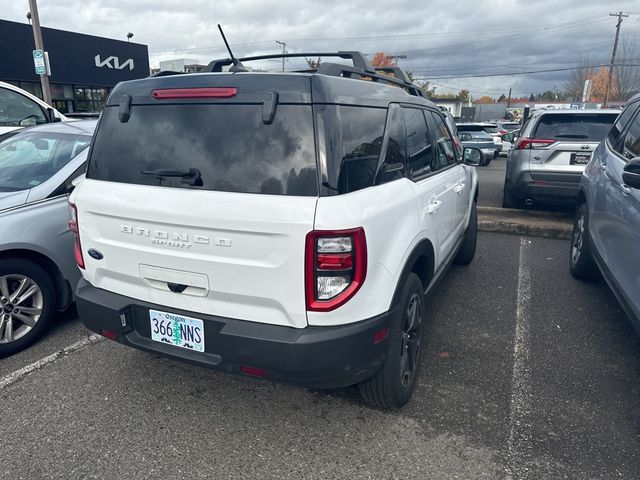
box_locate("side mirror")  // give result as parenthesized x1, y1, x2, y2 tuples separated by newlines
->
(623, 158, 640, 190)
(463, 147, 484, 166)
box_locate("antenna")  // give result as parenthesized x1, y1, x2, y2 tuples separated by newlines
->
(217, 24, 247, 72)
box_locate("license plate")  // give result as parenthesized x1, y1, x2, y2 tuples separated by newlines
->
(571, 153, 591, 165)
(149, 309, 205, 352)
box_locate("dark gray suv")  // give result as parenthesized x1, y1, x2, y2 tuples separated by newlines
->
(570, 95, 640, 334)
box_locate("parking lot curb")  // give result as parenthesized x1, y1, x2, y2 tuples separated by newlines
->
(477, 206, 573, 240)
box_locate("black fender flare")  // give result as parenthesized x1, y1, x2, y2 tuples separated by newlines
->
(389, 239, 435, 310)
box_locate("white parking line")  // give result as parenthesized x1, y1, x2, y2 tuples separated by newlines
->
(506, 237, 533, 479)
(0, 334, 103, 391)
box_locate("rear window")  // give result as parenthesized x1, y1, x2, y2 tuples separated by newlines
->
(482, 125, 499, 134)
(533, 113, 619, 142)
(457, 125, 485, 132)
(87, 104, 318, 196)
(468, 131, 493, 139)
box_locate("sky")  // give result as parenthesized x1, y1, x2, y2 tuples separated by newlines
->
(4, 0, 640, 98)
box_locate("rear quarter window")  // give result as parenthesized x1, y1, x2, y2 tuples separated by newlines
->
(87, 104, 318, 196)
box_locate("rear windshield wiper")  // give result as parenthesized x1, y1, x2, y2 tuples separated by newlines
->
(141, 168, 203, 186)
(553, 134, 589, 139)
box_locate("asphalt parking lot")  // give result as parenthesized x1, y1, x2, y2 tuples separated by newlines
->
(477, 156, 508, 208)
(2, 232, 639, 480)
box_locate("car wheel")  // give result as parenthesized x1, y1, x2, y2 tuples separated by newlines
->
(358, 273, 425, 409)
(569, 203, 599, 280)
(502, 185, 519, 209)
(454, 201, 477, 265)
(0, 259, 57, 357)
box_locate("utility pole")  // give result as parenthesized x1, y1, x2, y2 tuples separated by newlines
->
(275, 40, 286, 72)
(507, 87, 512, 108)
(28, 0, 52, 105)
(603, 11, 628, 108)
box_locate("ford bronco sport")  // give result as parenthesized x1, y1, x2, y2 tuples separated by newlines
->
(70, 51, 482, 408)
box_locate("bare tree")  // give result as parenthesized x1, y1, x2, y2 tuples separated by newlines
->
(614, 35, 640, 101)
(564, 56, 594, 101)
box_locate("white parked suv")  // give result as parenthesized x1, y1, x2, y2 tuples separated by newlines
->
(70, 52, 483, 408)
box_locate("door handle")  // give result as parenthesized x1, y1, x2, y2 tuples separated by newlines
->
(454, 183, 465, 193)
(426, 200, 442, 214)
(621, 184, 631, 196)
(599, 162, 607, 172)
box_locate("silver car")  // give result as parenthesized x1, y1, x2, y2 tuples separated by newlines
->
(570, 94, 640, 333)
(0, 120, 95, 356)
(503, 109, 620, 208)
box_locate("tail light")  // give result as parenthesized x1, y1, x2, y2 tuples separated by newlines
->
(305, 228, 367, 312)
(499, 129, 508, 135)
(516, 138, 556, 150)
(68, 203, 85, 269)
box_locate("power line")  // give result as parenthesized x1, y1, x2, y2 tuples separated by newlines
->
(413, 63, 640, 80)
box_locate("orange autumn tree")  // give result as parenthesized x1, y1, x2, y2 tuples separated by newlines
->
(588, 66, 617, 102)
(371, 52, 397, 67)
(475, 96, 495, 104)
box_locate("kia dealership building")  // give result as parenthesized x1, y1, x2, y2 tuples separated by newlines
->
(0, 19, 149, 113)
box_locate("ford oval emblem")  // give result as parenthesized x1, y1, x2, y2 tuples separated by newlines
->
(87, 249, 104, 260)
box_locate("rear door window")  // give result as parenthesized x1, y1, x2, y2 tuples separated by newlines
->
(533, 113, 619, 142)
(622, 114, 640, 160)
(87, 104, 318, 196)
(403, 107, 435, 179)
(426, 111, 457, 168)
(608, 102, 639, 153)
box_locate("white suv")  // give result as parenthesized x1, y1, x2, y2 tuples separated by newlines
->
(70, 53, 482, 408)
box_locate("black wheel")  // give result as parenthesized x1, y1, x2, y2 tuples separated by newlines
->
(454, 201, 477, 265)
(502, 184, 519, 209)
(570, 203, 599, 280)
(359, 273, 426, 409)
(0, 259, 57, 358)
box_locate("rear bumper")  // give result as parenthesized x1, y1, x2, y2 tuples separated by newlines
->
(507, 171, 582, 205)
(75, 279, 394, 389)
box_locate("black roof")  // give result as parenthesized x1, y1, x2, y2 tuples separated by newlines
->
(107, 71, 436, 110)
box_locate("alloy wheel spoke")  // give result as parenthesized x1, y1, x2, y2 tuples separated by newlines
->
(18, 306, 42, 316)
(2, 316, 13, 342)
(9, 278, 30, 303)
(13, 284, 39, 306)
(13, 312, 36, 328)
(0, 277, 9, 299)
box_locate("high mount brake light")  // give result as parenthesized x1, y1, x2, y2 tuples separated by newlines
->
(68, 203, 85, 269)
(516, 138, 556, 150)
(152, 87, 237, 99)
(305, 228, 367, 312)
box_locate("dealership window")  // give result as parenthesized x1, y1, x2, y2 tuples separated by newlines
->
(74, 86, 109, 112)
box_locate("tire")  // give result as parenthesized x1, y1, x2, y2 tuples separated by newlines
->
(0, 259, 57, 358)
(569, 203, 599, 281)
(502, 184, 519, 209)
(454, 201, 478, 265)
(358, 273, 426, 409)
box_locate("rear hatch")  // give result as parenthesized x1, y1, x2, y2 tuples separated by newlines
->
(528, 112, 618, 179)
(73, 74, 318, 328)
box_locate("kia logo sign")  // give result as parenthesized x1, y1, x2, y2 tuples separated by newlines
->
(95, 54, 134, 70)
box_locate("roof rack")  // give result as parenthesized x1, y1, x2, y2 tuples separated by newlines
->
(207, 51, 376, 74)
(207, 50, 428, 98)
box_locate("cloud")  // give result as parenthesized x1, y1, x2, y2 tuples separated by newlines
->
(4, 0, 640, 95)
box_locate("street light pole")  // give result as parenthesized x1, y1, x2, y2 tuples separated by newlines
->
(27, 0, 52, 105)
